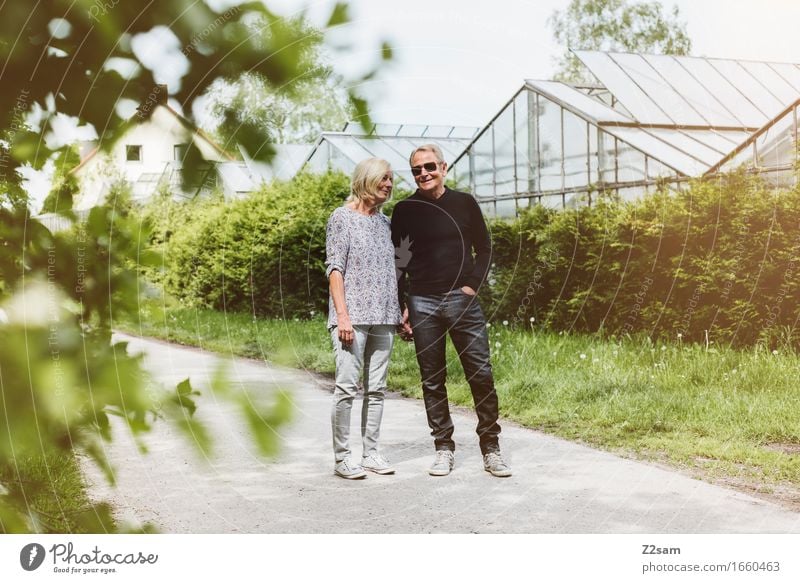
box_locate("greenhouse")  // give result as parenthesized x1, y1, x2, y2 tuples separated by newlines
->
(302, 122, 479, 187)
(451, 50, 800, 217)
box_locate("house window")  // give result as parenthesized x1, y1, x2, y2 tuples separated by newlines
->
(174, 144, 189, 162)
(126, 145, 142, 161)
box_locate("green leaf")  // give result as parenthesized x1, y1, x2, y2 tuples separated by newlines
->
(326, 3, 350, 28)
(174, 378, 199, 416)
(239, 390, 292, 457)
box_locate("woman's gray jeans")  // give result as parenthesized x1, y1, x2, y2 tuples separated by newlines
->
(330, 324, 395, 463)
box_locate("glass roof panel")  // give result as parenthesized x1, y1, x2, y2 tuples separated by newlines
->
(677, 58, 768, 127)
(448, 126, 480, 139)
(602, 126, 708, 176)
(768, 63, 800, 93)
(352, 137, 414, 182)
(642, 54, 743, 127)
(373, 123, 402, 136)
(437, 140, 471, 162)
(574, 51, 673, 124)
(369, 136, 472, 169)
(396, 125, 428, 137)
(525, 79, 631, 122)
(609, 53, 708, 126)
(390, 137, 426, 157)
(738, 61, 799, 105)
(681, 130, 751, 154)
(645, 129, 724, 166)
(707, 60, 784, 118)
(324, 135, 374, 164)
(422, 125, 455, 137)
(342, 122, 367, 135)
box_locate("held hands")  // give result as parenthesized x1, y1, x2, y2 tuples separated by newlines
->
(397, 307, 413, 342)
(460, 285, 477, 296)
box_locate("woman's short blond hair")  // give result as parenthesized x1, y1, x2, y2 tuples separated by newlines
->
(350, 158, 392, 205)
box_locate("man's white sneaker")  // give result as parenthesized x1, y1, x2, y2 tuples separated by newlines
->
(483, 451, 512, 477)
(428, 450, 455, 476)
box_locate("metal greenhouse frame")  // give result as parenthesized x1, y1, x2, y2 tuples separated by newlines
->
(303, 122, 478, 188)
(451, 51, 800, 217)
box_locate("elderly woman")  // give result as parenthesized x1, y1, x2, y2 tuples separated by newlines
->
(325, 158, 402, 479)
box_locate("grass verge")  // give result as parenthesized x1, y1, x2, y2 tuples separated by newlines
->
(117, 301, 800, 506)
(1, 453, 115, 533)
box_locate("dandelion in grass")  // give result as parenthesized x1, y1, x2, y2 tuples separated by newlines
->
(772, 349, 779, 355)
(502, 320, 508, 326)
(495, 341, 502, 349)
(529, 317, 535, 323)
(579, 353, 587, 360)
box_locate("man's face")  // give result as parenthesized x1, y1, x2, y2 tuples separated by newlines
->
(410, 150, 446, 195)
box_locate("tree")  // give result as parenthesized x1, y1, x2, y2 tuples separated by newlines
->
(0, 1, 388, 532)
(548, 0, 692, 84)
(210, 72, 352, 146)
(40, 146, 81, 214)
(204, 16, 353, 146)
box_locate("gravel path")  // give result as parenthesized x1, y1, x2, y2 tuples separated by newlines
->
(81, 333, 800, 533)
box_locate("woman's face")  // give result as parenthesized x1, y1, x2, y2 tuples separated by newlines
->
(372, 171, 393, 204)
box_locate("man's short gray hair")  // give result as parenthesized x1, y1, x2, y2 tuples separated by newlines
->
(409, 143, 445, 166)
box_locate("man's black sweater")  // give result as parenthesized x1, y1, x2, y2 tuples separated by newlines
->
(391, 187, 492, 302)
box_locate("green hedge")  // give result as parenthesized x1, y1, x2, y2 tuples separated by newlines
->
(487, 171, 800, 347)
(147, 169, 800, 347)
(145, 172, 352, 317)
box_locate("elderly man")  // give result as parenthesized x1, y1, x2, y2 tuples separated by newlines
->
(391, 144, 511, 477)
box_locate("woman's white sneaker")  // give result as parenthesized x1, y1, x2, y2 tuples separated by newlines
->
(334, 458, 367, 479)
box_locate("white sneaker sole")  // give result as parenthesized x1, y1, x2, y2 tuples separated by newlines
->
(334, 469, 367, 479)
(484, 467, 512, 477)
(363, 466, 395, 475)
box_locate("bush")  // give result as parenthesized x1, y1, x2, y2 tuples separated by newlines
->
(488, 171, 800, 347)
(150, 168, 800, 347)
(146, 172, 352, 318)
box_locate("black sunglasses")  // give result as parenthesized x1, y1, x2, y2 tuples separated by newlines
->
(410, 162, 440, 176)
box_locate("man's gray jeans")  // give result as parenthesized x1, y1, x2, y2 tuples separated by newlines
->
(330, 324, 395, 463)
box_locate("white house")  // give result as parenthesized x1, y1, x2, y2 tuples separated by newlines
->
(71, 85, 258, 209)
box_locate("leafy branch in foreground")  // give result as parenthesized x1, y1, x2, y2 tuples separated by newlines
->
(0, 0, 385, 533)
(0, 205, 292, 532)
